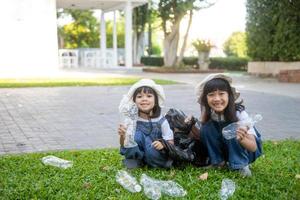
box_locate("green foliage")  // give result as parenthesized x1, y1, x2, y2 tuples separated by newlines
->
(192, 39, 214, 53)
(106, 19, 125, 48)
(223, 32, 248, 58)
(209, 57, 249, 71)
(0, 141, 299, 199)
(59, 9, 100, 48)
(141, 56, 249, 71)
(246, 0, 300, 61)
(141, 56, 164, 66)
(58, 9, 125, 48)
(151, 44, 162, 56)
(182, 57, 198, 66)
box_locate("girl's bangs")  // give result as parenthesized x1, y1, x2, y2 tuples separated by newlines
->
(204, 78, 230, 93)
(135, 86, 156, 95)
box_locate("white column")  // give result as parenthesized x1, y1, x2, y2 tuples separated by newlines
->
(113, 11, 118, 67)
(100, 11, 107, 68)
(125, 0, 133, 68)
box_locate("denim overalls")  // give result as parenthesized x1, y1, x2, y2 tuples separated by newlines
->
(200, 120, 262, 169)
(120, 117, 172, 168)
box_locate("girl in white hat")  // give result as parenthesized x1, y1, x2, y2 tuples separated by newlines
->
(195, 74, 262, 177)
(118, 79, 174, 168)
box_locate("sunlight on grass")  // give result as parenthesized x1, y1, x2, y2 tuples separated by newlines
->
(0, 78, 177, 88)
(0, 140, 299, 199)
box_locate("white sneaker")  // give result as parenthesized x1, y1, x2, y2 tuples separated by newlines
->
(239, 165, 252, 177)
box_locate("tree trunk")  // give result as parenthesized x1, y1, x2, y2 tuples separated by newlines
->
(163, 21, 180, 67)
(176, 10, 193, 67)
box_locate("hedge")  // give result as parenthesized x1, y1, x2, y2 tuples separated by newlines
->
(140, 56, 164, 66)
(246, 0, 300, 61)
(141, 56, 248, 71)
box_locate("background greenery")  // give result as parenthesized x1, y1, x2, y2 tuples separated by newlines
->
(246, 0, 300, 61)
(0, 140, 299, 199)
(141, 56, 248, 71)
(223, 32, 247, 58)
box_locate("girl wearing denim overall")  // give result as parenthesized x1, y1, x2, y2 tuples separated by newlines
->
(118, 79, 174, 168)
(195, 74, 262, 177)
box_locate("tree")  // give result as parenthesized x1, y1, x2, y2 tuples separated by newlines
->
(57, 9, 99, 48)
(223, 32, 247, 58)
(133, 4, 148, 64)
(106, 18, 125, 48)
(157, 0, 215, 67)
(58, 9, 126, 49)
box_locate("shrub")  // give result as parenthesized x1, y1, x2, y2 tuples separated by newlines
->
(246, 0, 300, 61)
(209, 57, 249, 71)
(141, 56, 164, 66)
(182, 57, 198, 66)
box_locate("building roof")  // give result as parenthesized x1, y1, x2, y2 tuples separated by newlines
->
(56, 0, 148, 12)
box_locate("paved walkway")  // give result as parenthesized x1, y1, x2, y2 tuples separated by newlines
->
(0, 68, 299, 155)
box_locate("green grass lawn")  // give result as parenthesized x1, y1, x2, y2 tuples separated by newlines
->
(0, 140, 299, 199)
(0, 78, 177, 88)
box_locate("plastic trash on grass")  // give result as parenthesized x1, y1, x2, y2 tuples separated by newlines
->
(116, 170, 142, 193)
(220, 179, 236, 200)
(119, 95, 138, 148)
(222, 114, 263, 140)
(140, 174, 187, 200)
(41, 155, 73, 169)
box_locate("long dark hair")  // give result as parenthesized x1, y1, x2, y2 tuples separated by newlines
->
(133, 86, 161, 118)
(200, 78, 244, 123)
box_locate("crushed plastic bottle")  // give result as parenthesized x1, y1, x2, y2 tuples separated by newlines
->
(220, 179, 235, 200)
(140, 174, 186, 199)
(41, 155, 73, 169)
(119, 95, 138, 148)
(222, 114, 263, 140)
(140, 174, 162, 200)
(116, 170, 142, 193)
(159, 180, 187, 197)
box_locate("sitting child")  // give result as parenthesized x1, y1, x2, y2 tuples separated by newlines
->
(195, 74, 263, 177)
(118, 79, 174, 168)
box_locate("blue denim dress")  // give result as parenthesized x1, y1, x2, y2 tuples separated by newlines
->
(200, 120, 262, 169)
(120, 117, 172, 168)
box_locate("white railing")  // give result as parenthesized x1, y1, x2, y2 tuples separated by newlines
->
(59, 48, 124, 68)
(59, 49, 79, 68)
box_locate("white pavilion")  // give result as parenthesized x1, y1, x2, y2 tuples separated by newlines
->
(0, 0, 147, 74)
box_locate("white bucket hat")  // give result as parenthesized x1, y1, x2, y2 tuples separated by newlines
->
(119, 79, 166, 112)
(195, 73, 240, 104)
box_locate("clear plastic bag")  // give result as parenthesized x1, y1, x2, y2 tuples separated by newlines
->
(119, 95, 138, 148)
(41, 155, 73, 169)
(116, 170, 142, 193)
(222, 114, 263, 140)
(220, 179, 235, 200)
(140, 174, 187, 199)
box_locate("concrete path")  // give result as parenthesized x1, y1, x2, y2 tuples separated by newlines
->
(0, 69, 299, 155)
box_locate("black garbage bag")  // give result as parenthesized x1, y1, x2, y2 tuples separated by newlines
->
(163, 108, 208, 166)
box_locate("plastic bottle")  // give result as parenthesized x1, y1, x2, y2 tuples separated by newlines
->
(119, 96, 138, 148)
(222, 114, 263, 140)
(220, 179, 235, 200)
(140, 174, 161, 200)
(159, 180, 187, 197)
(116, 170, 142, 193)
(140, 174, 187, 199)
(41, 155, 73, 169)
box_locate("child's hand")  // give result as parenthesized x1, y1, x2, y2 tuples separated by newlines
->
(236, 126, 248, 142)
(152, 141, 164, 150)
(118, 124, 127, 146)
(184, 115, 193, 124)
